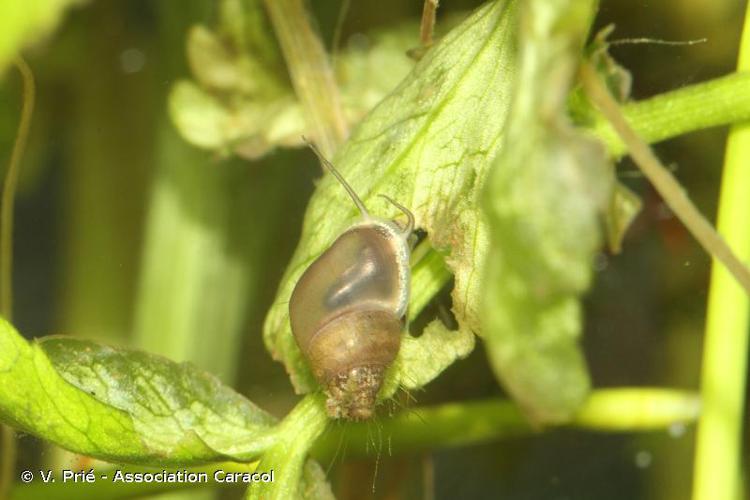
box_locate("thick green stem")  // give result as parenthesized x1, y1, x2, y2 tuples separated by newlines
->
(263, 0, 347, 157)
(692, 5, 750, 500)
(133, 127, 250, 382)
(0, 56, 34, 500)
(313, 388, 699, 460)
(590, 72, 750, 156)
(56, 12, 151, 345)
(246, 393, 329, 500)
(133, 2, 255, 386)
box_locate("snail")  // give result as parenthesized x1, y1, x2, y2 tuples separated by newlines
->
(289, 144, 413, 420)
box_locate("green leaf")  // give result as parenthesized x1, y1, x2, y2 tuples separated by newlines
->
(264, 0, 520, 395)
(605, 181, 642, 253)
(0, 316, 277, 464)
(0, 0, 86, 73)
(482, 0, 611, 424)
(586, 25, 633, 104)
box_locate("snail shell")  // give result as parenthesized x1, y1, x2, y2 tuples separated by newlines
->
(289, 146, 412, 420)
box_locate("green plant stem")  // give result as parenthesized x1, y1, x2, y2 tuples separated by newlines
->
(590, 72, 750, 156)
(581, 61, 750, 295)
(246, 393, 329, 500)
(263, 0, 347, 158)
(692, 5, 750, 500)
(313, 388, 700, 460)
(1, 56, 34, 500)
(133, 2, 249, 386)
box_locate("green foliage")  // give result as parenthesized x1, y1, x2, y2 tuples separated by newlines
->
(3, 0, 750, 498)
(40, 337, 278, 461)
(0, 316, 277, 464)
(606, 182, 642, 253)
(1, 315, 333, 498)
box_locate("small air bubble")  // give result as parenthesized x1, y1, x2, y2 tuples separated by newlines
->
(668, 422, 686, 438)
(635, 450, 652, 469)
(120, 48, 146, 74)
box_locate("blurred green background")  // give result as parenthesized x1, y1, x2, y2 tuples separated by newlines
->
(0, 0, 747, 499)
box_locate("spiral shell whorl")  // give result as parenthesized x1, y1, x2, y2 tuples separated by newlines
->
(304, 309, 402, 420)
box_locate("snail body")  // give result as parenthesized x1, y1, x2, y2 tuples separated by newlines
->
(289, 146, 412, 420)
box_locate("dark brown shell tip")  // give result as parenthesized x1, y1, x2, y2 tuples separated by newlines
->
(325, 366, 384, 420)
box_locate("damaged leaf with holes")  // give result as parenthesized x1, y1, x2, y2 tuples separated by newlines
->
(264, 0, 519, 397)
(482, 0, 613, 424)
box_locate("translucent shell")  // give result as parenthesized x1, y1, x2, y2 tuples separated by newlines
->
(289, 219, 410, 420)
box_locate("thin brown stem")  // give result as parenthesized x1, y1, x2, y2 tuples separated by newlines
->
(0, 56, 35, 500)
(581, 61, 750, 295)
(420, 0, 439, 47)
(1, 57, 35, 319)
(264, 0, 348, 158)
